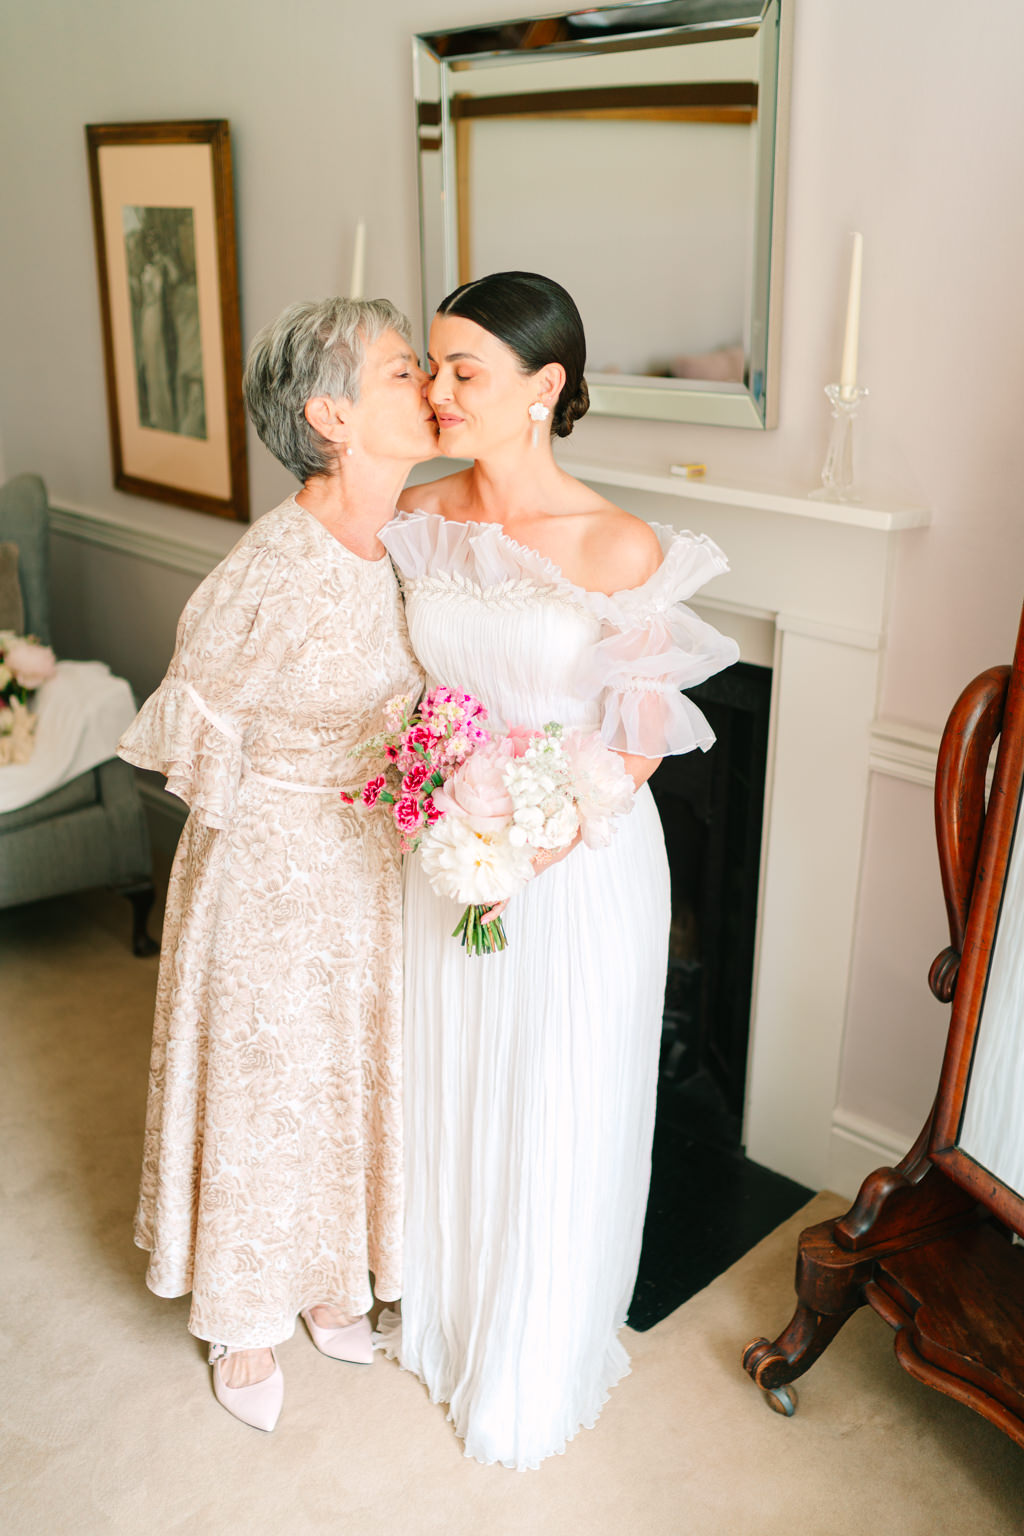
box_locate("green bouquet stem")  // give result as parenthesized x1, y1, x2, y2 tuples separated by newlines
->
(452, 903, 508, 957)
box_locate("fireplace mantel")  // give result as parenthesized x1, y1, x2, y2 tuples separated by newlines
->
(558, 458, 931, 534)
(563, 457, 932, 1191)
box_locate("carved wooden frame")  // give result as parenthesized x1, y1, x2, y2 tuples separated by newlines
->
(85, 119, 249, 521)
(930, 612, 1024, 1236)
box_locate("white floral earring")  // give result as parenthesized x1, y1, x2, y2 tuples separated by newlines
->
(528, 401, 550, 448)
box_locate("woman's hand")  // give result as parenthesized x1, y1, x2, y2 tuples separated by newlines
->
(480, 834, 582, 924)
(480, 758, 657, 926)
(618, 751, 662, 789)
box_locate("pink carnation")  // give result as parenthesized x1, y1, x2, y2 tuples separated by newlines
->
(394, 795, 423, 833)
(361, 775, 387, 807)
(402, 762, 430, 796)
(405, 723, 436, 754)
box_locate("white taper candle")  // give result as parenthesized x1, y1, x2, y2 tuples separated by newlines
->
(839, 231, 863, 398)
(350, 220, 366, 301)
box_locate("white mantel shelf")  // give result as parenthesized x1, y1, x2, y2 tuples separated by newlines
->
(558, 458, 931, 534)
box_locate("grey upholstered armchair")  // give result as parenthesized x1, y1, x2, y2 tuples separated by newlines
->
(0, 473, 157, 954)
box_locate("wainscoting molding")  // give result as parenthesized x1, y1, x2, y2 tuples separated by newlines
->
(869, 719, 942, 789)
(50, 500, 233, 580)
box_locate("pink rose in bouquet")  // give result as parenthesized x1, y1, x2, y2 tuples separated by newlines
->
(5, 637, 56, 691)
(431, 736, 522, 832)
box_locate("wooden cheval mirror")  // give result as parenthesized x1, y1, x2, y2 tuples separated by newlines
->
(744, 601, 1024, 1443)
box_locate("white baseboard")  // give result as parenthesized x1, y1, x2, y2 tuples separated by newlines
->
(827, 1107, 915, 1200)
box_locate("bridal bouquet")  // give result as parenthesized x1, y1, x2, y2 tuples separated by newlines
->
(0, 630, 57, 765)
(348, 687, 635, 955)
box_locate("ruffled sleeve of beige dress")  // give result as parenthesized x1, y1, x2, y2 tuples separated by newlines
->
(118, 496, 423, 1350)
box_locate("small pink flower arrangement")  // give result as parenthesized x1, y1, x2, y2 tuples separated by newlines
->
(344, 686, 490, 846)
(348, 688, 636, 955)
(0, 629, 57, 765)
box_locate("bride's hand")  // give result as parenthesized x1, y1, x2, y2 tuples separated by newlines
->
(480, 836, 582, 923)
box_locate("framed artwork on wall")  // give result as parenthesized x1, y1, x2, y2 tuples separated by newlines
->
(85, 119, 249, 521)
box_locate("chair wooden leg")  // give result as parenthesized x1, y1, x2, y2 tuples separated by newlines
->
(121, 882, 159, 957)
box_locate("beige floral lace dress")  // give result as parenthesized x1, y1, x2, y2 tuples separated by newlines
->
(118, 495, 423, 1349)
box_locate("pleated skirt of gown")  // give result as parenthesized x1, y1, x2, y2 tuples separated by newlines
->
(380, 784, 669, 1469)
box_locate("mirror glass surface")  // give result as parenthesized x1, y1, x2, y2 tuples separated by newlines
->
(958, 781, 1024, 1198)
(414, 1, 787, 429)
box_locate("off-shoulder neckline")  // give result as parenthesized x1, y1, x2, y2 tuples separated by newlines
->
(394, 506, 672, 601)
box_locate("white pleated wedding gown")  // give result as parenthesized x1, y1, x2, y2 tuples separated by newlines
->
(377, 511, 738, 1469)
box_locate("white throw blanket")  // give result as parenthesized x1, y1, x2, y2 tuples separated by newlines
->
(0, 660, 138, 815)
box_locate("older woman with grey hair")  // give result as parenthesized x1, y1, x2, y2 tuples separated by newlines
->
(119, 297, 436, 1432)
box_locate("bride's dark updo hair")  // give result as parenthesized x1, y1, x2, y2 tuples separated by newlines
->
(437, 271, 589, 438)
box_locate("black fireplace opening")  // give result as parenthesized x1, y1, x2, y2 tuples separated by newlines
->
(628, 660, 815, 1330)
(653, 660, 772, 1139)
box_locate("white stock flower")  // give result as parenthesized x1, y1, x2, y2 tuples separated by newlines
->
(502, 728, 581, 851)
(539, 799, 580, 850)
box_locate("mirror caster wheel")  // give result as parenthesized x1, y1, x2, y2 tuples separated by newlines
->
(763, 1384, 797, 1417)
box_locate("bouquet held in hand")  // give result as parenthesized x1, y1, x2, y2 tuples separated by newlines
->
(348, 687, 635, 955)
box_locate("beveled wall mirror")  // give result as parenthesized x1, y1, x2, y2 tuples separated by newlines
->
(413, 1, 791, 429)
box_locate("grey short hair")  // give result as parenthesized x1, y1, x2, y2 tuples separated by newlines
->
(243, 297, 413, 482)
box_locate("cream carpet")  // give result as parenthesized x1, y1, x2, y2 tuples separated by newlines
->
(3, 882, 1024, 1536)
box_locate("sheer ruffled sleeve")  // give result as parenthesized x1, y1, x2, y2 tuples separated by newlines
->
(118, 542, 304, 828)
(579, 529, 740, 759)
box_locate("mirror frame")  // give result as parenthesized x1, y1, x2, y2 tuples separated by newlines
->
(413, 0, 792, 429)
(931, 607, 1024, 1234)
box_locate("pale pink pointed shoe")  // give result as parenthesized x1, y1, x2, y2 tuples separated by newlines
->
(211, 1346, 284, 1431)
(301, 1308, 374, 1364)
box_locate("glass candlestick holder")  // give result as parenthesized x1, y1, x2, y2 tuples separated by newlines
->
(809, 382, 868, 503)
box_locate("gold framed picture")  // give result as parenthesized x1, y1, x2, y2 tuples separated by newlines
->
(85, 119, 249, 521)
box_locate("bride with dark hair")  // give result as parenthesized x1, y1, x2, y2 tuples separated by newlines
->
(378, 271, 739, 1468)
